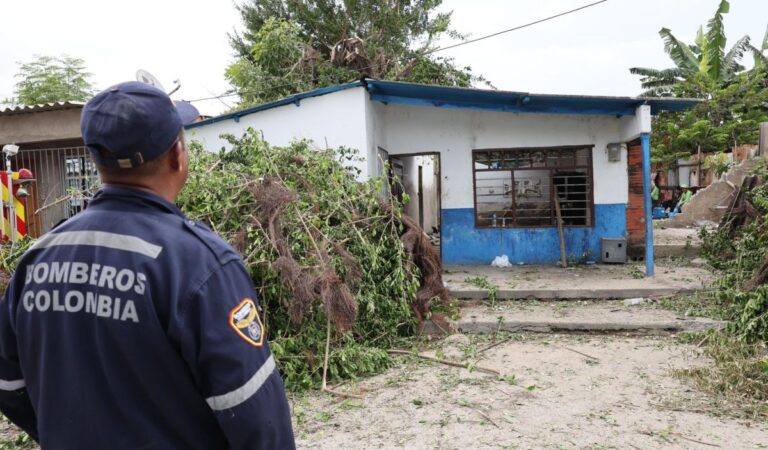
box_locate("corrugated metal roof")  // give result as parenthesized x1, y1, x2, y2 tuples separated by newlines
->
(0, 101, 85, 117)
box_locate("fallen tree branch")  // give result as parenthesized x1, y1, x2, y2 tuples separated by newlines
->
(387, 350, 500, 376)
(476, 337, 514, 355)
(743, 254, 768, 290)
(322, 315, 362, 399)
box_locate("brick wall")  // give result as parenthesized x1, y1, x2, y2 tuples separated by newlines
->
(627, 139, 645, 255)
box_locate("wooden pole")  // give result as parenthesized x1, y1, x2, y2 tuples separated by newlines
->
(759, 122, 768, 157)
(554, 195, 567, 268)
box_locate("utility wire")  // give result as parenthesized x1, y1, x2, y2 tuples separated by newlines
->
(425, 0, 607, 54)
(188, 0, 608, 103)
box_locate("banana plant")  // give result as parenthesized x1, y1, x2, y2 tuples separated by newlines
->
(750, 25, 768, 70)
(629, 0, 755, 96)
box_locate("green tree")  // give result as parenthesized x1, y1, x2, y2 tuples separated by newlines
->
(226, 0, 486, 107)
(8, 55, 93, 106)
(630, 0, 754, 96)
(651, 67, 768, 167)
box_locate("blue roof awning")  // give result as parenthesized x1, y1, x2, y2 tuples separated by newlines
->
(187, 79, 700, 130)
(364, 79, 699, 116)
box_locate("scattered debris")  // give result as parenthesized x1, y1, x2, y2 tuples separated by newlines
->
(490, 254, 512, 268)
(624, 297, 646, 306)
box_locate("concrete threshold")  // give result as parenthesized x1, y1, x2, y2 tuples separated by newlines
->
(443, 263, 712, 301)
(452, 287, 691, 300)
(426, 303, 726, 336)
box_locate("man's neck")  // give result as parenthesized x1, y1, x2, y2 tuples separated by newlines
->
(101, 181, 177, 204)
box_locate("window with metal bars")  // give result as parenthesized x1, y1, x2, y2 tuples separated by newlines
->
(472, 146, 594, 228)
(64, 155, 99, 217)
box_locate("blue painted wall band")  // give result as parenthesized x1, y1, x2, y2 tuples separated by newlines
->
(441, 204, 627, 265)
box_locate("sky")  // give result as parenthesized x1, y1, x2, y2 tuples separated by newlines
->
(1, 0, 767, 117)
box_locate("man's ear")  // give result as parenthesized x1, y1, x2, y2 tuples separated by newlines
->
(167, 140, 184, 171)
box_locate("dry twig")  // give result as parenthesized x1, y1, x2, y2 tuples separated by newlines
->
(561, 346, 600, 361)
(673, 433, 721, 447)
(468, 406, 500, 428)
(476, 337, 514, 355)
(388, 350, 500, 376)
(322, 316, 362, 399)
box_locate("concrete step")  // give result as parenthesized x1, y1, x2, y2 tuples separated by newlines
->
(444, 263, 711, 301)
(426, 302, 725, 336)
(653, 243, 701, 258)
(652, 227, 703, 258)
(450, 286, 691, 300)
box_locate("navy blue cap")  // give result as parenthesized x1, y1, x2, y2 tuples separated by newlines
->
(174, 100, 201, 126)
(81, 81, 182, 168)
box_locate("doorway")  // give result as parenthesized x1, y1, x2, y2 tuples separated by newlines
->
(388, 153, 442, 255)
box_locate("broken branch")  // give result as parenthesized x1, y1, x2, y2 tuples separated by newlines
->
(387, 350, 500, 376)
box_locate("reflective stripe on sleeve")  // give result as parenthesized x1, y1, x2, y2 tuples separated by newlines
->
(0, 378, 25, 391)
(31, 231, 163, 259)
(206, 355, 276, 411)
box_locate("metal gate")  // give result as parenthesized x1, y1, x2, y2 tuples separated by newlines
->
(11, 146, 99, 237)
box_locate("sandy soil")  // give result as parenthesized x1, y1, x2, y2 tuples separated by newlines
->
(652, 227, 704, 247)
(3, 333, 765, 449)
(291, 334, 768, 449)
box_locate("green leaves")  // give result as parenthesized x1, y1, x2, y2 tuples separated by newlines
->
(226, 0, 486, 107)
(704, 0, 730, 81)
(630, 0, 763, 96)
(700, 164, 768, 343)
(651, 67, 768, 167)
(659, 27, 700, 74)
(9, 55, 93, 106)
(179, 133, 421, 390)
(750, 25, 768, 70)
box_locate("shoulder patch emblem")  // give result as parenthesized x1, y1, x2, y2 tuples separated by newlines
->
(229, 298, 264, 347)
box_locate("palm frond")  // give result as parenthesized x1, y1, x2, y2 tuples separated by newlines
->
(753, 25, 768, 70)
(659, 28, 699, 73)
(750, 44, 767, 70)
(705, 0, 730, 81)
(640, 87, 674, 97)
(761, 24, 768, 52)
(722, 34, 750, 78)
(640, 78, 679, 89)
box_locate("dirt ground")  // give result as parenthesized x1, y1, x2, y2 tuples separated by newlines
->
(2, 332, 766, 449)
(291, 333, 768, 449)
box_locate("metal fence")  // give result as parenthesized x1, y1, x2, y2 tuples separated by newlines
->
(11, 146, 99, 237)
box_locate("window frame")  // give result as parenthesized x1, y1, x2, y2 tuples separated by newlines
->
(471, 145, 595, 229)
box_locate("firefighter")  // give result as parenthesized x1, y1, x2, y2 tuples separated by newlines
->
(0, 81, 295, 449)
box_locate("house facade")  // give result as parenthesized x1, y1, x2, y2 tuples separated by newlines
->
(186, 80, 697, 267)
(0, 102, 97, 237)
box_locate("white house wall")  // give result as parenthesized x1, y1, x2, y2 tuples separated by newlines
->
(375, 104, 630, 207)
(186, 87, 374, 179)
(372, 103, 632, 264)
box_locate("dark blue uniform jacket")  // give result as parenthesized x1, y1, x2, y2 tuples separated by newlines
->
(0, 186, 295, 449)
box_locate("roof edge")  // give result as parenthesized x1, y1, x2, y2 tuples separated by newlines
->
(185, 81, 365, 130)
(0, 101, 85, 116)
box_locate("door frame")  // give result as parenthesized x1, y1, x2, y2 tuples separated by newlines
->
(387, 152, 442, 259)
